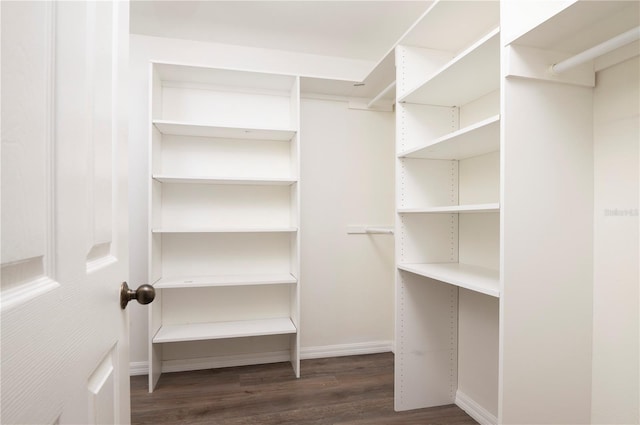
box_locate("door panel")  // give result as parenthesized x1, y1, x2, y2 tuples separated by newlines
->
(88, 346, 118, 425)
(1, 2, 131, 424)
(0, 0, 58, 309)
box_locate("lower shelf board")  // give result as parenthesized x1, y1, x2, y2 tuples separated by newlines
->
(397, 262, 500, 297)
(153, 317, 297, 343)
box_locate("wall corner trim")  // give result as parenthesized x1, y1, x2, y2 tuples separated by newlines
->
(455, 390, 498, 425)
(129, 361, 150, 377)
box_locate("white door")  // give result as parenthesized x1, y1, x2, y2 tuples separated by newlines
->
(1, 1, 135, 424)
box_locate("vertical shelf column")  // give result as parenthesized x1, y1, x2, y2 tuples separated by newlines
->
(394, 46, 460, 411)
(393, 2, 501, 422)
(289, 77, 301, 378)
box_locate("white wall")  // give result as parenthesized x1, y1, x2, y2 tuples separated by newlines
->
(128, 34, 395, 370)
(300, 98, 395, 355)
(591, 56, 639, 424)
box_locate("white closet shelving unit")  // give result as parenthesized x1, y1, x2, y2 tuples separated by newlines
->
(500, 1, 639, 424)
(148, 62, 301, 391)
(395, 1, 639, 424)
(394, 0, 501, 420)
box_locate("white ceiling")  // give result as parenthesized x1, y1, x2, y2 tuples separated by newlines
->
(129, 1, 430, 62)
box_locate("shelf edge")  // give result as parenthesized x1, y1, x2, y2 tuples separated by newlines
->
(397, 114, 501, 158)
(397, 263, 500, 297)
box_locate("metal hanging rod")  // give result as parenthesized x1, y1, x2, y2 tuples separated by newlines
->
(551, 26, 640, 74)
(346, 225, 394, 235)
(364, 227, 394, 235)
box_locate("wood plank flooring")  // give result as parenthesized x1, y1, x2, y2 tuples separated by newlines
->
(130, 353, 479, 425)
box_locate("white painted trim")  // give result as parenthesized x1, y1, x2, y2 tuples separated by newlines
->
(129, 362, 149, 377)
(455, 390, 498, 425)
(300, 340, 393, 360)
(130, 341, 394, 376)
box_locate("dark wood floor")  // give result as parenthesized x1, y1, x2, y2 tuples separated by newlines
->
(131, 352, 478, 425)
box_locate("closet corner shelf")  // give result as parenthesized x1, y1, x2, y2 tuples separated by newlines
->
(152, 175, 298, 186)
(152, 227, 298, 234)
(400, 1, 499, 52)
(398, 262, 500, 297)
(153, 317, 297, 344)
(398, 115, 500, 160)
(154, 273, 298, 289)
(153, 120, 297, 141)
(398, 203, 500, 214)
(399, 27, 500, 106)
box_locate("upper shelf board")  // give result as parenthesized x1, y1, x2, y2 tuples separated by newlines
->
(154, 62, 296, 93)
(294, 1, 500, 104)
(300, 52, 395, 107)
(400, 0, 500, 53)
(398, 115, 500, 160)
(400, 27, 500, 107)
(153, 120, 296, 141)
(508, 1, 639, 54)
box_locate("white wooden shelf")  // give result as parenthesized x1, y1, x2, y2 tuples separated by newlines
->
(399, 0, 499, 54)
(397, 262, 500, 298)
(399, 28, 500, 106)
(398, 203, 500, 214)
(153, 317, 297, 343)
(368, 81, 396, 109)
(152, 227, 298, 234)
(154, 62, 297, 92)
(153, 120, 297, 141)
(299, 51, 396, 109)
(152, 175, 297, 186)
(154, 273, 297, 289)
(398, 115, 500, 160)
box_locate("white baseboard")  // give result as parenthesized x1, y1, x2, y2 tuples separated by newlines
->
(455, 390, 498, 425)
(129, 361, 149, 376)
(300, 340, 393, 359)
(129, 340, 393, 376)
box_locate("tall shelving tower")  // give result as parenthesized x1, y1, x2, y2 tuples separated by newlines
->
(147, 63, 301, 391)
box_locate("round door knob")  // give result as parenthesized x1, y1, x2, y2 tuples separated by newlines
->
(120, 282, 156, 309)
